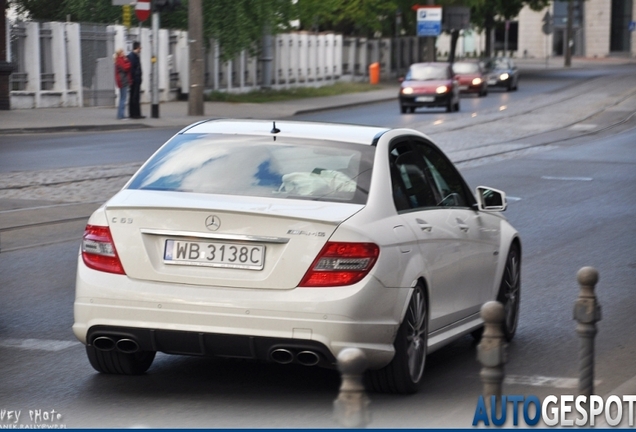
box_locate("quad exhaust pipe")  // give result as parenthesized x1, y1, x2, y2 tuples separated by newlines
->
(270, 348, 321, 366)
(92, 335, 140, 354)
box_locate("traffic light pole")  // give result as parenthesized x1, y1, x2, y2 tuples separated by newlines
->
(151, 10, 160, 118)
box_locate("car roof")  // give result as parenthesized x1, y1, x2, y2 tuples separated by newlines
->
(181, 119, 390, 146)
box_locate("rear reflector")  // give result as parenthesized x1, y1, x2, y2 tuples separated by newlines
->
(299, 242, 379, 287)
(81, 225, 126, 275)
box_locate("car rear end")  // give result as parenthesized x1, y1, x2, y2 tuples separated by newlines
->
(74, 121, 402, 370)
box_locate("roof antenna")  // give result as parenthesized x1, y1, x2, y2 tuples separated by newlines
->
(270, 121, 281, 134)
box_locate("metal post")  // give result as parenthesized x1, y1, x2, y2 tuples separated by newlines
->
(574, 267, 601, 403)
(188, 0, 204, 116)
(477, 301, 507, 411)
(333, 348, 371, 428)
(261, 25, 273, 89)
(151, 11, 159, 118)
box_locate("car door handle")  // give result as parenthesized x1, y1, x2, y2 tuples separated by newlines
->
(416, 218, 432, 232)
(457, 222, 469, 232)
(456, 218, 469, 232)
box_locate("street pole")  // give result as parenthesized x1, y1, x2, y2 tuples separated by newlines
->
(151, 11, 159, 118)
(261, 25, 273, 89)
(504, 20, 509, 56)
(0, 0, 14, 110)
(565, 0, 573, 67)
(188, 0, 204, 116)
(425, 0, 435, 61)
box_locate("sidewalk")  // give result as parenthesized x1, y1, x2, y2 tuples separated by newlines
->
(0, 56, 634, 135)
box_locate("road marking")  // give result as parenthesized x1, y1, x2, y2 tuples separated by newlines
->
(505, 374, 601, 388)
(541, 176, 593, 181)
(0, 338, 80, 352)
(507, 196, 522, 201)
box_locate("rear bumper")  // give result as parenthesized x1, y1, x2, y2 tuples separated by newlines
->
(74, 259, 409, 369)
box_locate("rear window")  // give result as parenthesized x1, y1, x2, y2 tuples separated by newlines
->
(127, 134, 375, 204)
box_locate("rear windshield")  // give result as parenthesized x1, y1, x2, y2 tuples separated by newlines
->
(127, 134, 375, 204)
(407, 64, 449, 81)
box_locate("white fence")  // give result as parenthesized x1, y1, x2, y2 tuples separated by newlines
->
(7, 18, 485, 109)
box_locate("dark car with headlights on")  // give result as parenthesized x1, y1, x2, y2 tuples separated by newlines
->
(398, 62, 460, 114)
(483, 57, 519, 91)
(451, 61, 488, 97)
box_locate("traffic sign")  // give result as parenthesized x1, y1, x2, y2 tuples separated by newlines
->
(629, 21, 636, 32)
(416, 6, 442, 37)
(135, 0, 151, 22)
(542, 11, 553, 35)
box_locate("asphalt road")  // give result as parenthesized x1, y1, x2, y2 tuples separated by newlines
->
(0, 67, 635, 428)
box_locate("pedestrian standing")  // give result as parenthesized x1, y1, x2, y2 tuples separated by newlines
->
(114, 49, 131, 120)
(127, 41, 145, 119)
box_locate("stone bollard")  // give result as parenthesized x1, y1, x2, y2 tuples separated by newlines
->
(333, 348, 371, 428)
(574, 266, 601, 401)
(477, 301, 507, 411)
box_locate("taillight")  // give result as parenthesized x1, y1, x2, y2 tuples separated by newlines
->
(81, 225, 126, 275)
(299, 242, 379, 287)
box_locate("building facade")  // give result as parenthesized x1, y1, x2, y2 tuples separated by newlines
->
(515, 0, 634, 58)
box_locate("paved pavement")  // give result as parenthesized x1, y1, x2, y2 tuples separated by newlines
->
(1, 55, 636, 420)
(0, 55, 635, 206)
(0, 56, 634, 135)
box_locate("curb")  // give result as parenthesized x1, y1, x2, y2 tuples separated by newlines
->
(0, 122, 153, 135)
(293, 95, 397, 116)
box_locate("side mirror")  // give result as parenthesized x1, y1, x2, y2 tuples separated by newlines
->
(475, 186, 507, 212)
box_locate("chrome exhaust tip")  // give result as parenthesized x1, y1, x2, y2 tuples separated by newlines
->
(270, 348, 294, 364)
(93, 336, 116, 351)
(296, 350, 320, 366)
(116, 338, 140, 354)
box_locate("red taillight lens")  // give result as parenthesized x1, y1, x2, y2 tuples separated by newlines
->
(81, 225, 126, 275)
(299, 242, 379, 287)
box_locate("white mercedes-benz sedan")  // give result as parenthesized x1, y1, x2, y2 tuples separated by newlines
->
(74, 119, 521, 394)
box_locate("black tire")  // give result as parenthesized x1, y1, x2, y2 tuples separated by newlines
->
(400, 105, 407, 114)
(507, 80, 513, 92)
(366, 283, 427, 394)
(86, 345, 156, 375)
(409, 107, 416, 113)
(446, 99, 453, 113)
(497, 244, 521, 341)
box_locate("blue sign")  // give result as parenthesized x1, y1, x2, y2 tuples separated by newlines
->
(416, 7, 442, 37)
(629, 21, 636, 32)
(417, 21, 442, 37)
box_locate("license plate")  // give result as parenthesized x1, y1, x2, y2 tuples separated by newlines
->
(164, 239, 265, 270)
(415, 96, 434, 102)
(460, 85, 469, 90)
(488, 79, 496, 85)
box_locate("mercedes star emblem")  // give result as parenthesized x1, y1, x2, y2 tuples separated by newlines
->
(205, 215, 221, 231)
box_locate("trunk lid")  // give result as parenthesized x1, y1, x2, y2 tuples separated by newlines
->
(104, 190, 364, 289)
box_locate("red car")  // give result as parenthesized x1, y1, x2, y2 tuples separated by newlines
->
(398, 62, 460, 114)
(452, 61, 488, 97)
